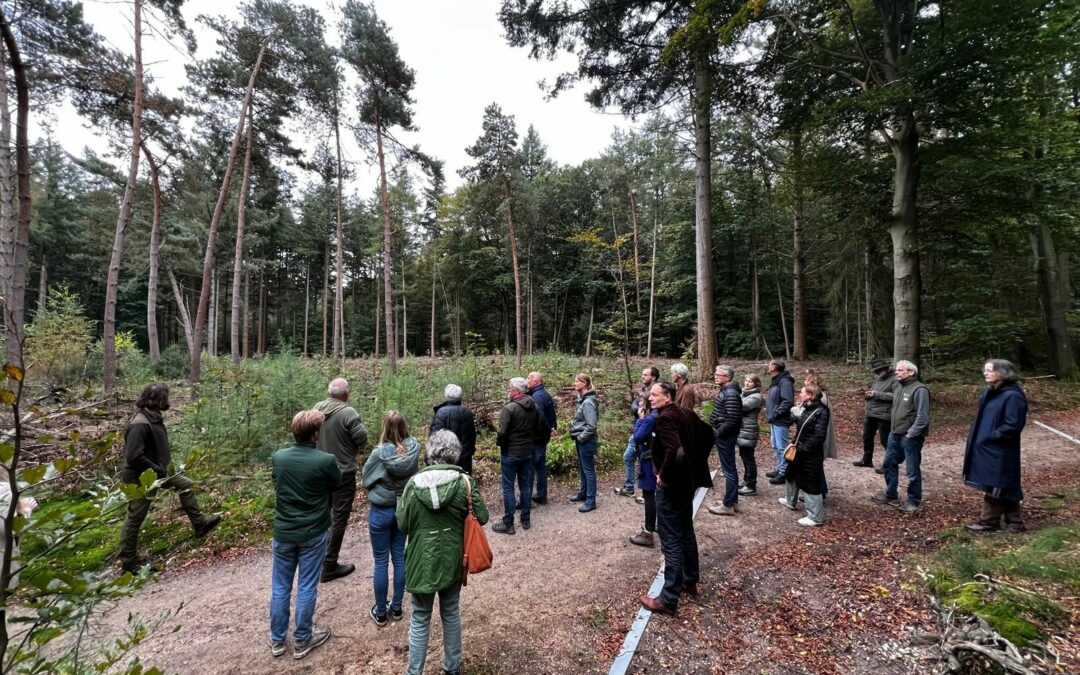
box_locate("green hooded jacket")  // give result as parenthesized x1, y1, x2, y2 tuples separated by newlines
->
(396, 464, 488, 594)
(313, 398, 369, 474)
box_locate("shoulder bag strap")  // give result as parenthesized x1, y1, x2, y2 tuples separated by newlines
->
(791, 408, 821, 447)
(461, 473, 474, 515)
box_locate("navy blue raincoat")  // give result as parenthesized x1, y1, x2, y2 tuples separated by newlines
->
(962, 383, 1028, 501)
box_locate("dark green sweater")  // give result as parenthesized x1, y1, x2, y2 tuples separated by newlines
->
(271, 442, 341, 543)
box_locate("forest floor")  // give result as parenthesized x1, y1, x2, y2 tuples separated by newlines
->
(81, 380, 1080, 675)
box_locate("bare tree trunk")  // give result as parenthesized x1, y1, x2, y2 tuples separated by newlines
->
(692, 52, 716, 379)
(401, 260, 407, 358)
(1031, 219, 1078, 379)
(102, 0, 144, 391)
(374, 265, 381, 358)
(321, 236, 329, 357)
(628, 188, 642, 313)
(792, 206, 807, 361)
(190, 35, 270, 383)
(501, 176, 524, 368)
(777, 274, 791, 360)
(889, 116, 922, 363)
(242, 268, 250, 358)
(303, 266, 310, 357)
(208, 269, 217, 356)
(429, 255, 436, 357)
(527, 253, 534, 355)
(257, 274, 265, 355)
(0, 45, 13, 312)
(167, 267, 195, 359)
(36, 258, 45, 313)
(585, 297, 594, 357)
(646, 213, 659, 358)
(453, 291, 461, 355)
(143, 145, 162, 363)
(375, 107, 396, 372)
(333, 112, 345, 359)
(230, 108, 254, 366)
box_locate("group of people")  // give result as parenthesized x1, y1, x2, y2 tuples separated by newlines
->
(112, 354, 1031, 665)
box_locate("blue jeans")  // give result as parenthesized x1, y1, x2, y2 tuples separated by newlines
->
(771, 424, 790, 476)
(531, 444, 548, 502)
(269, 530, 328, 644)
(715, 434, 738, 507)
(575, 440, 598, 506)
(883, 433, 924, 505)
(622, 436, 637, 491)
(501, 454, 533, 524)
(369, 504, 406, 615)
(407, 583, 462, 675)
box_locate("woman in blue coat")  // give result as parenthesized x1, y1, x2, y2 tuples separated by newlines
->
(963, 359, 1028, 533)
(628, 398, 660, 547)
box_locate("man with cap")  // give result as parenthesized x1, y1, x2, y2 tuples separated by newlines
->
(856, 359, 897, 472)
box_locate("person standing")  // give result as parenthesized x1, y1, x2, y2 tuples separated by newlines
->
(493, 377, 540, 534)
(736, 374, 763, 496)
(361, 411, 420, 626)
(397, 430, 488, 675)
(707, 365, 742, 516)
(568, 373, 600, 512)
(963, 360, 1028, 533)
(526, 372, 557, 505)
(856, 359, 896, 472)
(640, 382, 712, 616)
(670, 363, 698, 410)
(430, 384, 477, 474)
(765, 360, 796, 485)
(616, 367, 660, 497)
(268, 410, 340, 659)
(872, 360, 931, 514)
(313, 377, 369, 583)
(779, 384, 831, 526)
(118, 383, 220, 574)
(628, 398, 660, 547)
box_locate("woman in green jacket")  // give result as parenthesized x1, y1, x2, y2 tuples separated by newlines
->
(396, 430, 488, 675)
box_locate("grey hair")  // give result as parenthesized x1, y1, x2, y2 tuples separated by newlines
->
(444, 383, 462, 400)
(896, 360, 919, 376)
(716, 364, 735, 380)
(426, 429, 461, 465)
(509, 377, 528, 394)
(985, 359, 1020, 384)
(328, 378, 349, 397)
(670, 363, 689, 380)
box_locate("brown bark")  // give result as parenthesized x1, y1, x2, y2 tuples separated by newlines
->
(230, 108, 254, 366)
(1031, 219, 1078, 379)
(303, 266, 310, 357)
(430, 258, 436, 357)
(142, 145, 162, 363)
(167, 266, 195, 359)
(242, 268, 250, 358)
(585, 297, 594, 357)
(333, 112, 345, 359)
(502, 176, 524, 368)
(0, 46, 13, 311)
(257, 273, 265, 354)
(190, 35, 270, 383)
(374, 266, 381, 357)
(375, 105, 396, 372)
(777, 274, 791, 360)
(646, 218, 659, 359)
(692, 51, 716, 380)
(322, 236, 329, 357)
(790, 132, 808, 362)
(36, 257, 45, 312)
(628, 188, 642, 313)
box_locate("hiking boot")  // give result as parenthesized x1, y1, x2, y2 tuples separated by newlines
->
(492, 521, 516, 535)
(389, 605, 404, 621)
(768, 475, 786, 485)
(871, 492, 901, 508)
(1004, 523, 1027, 533)
(521, 519, 531, 530)
(569, 493, 587, 503)
(797, 517, 823, 527)
(634, 495, 645, 504)
(778, 497, 797, 511)
(852, 460, 874, 468)
(369, 604, 388, 627)
(899, 502, 923, 514)
(738, 485, 757, 496)
(964, 522, 999, 533)
(321, 562, 355, 583)
(293, 626, 331, 659)
(120, 557, 160, 575)
(532, 497, 547, 505)
(267, 636, 286, 658)
(707, 504, 736, 516)
(766, 471, 778, 479)
(578, 502, 597, 513)
(683, 582, 699, 597)
(629, 529, 655, 548)
(193, 513, 222, 537)
(614, 486, 635, 497)
(875, 467, 885, 475)
(640, 595, 676, 616)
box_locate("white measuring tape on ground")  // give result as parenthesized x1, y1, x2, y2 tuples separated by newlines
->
(608, 468, 718, 675)
(1033, 420, 1080, 446)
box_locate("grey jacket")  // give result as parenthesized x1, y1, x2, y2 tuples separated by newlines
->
(361, 438, 420, 507)
(313, 398, 369, 474)
(865, 370, 897, 421)
(568, 390, 599, 444)
(737, 388, 762, 450)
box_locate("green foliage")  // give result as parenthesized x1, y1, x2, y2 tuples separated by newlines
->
(26, 285, 93, 388)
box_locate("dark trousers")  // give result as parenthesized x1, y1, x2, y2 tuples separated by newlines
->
(862, 417, 892, 463)
(456, 453, 473, 476)
(324, 470, 357, 566)
(118, 473, 207, 564)
(643, 489, 656, 533)
(978, 494, 1024, 528)
(501, 455, 533, 525)
(531, 444, 548, 502)
(738, 443, 757, 489)
(655, 485, 699, 609)
(715, 435, 738, 507)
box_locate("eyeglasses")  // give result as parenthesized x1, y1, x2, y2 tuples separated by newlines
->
(982, 368, 995, 374)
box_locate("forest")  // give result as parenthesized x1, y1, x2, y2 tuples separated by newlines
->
(0, 0, 1077, 673)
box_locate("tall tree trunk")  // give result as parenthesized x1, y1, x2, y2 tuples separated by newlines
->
(777, 275, 791, 360)
(888, 115, 922, 363)
(1031, 219, 1078, 379)
(429, 255, 436, 357)
(375, 106, 396, 372)
(208, 269, 217, 356)
(167, 267, 195, 360)
(36, 258, 45, 313)
(190, 35, 270, 383)
(0, 47, 13, 314)
(322, 235, 329, 357)
(692, 52, 716, 379)
(527, 253, 534, 355)
(585, 297, 594, 357)
(401, 260, 407, 358)
(142, 145, 162, 363)
(230, 108, 254, 366)
(242, 268, 250, 358)
(333, 111, 345, 359)
(257, 274, 265, 355)
(628, 188, 642, 313)
(501, 176, 524, 368)
(374, 264, 381, 358)
(303, 266, 310, 357)
(102, 0, 144, 392)
(792, 207, 808, 361)
(646, 218, 659, 359)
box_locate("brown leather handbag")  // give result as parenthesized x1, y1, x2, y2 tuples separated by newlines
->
(461, 475, 492, 586)
(784, 408, 821, 462)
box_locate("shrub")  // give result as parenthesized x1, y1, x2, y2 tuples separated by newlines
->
(25, 285, 93, 389)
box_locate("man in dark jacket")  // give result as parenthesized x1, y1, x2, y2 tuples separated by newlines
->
(493, 377, 541, 534)
(857, 359, 897, 472)
(118, 383, 220, 574)
(765, 360, 796, 485)
(313, 377, 369, 582)
(640, 382, 712, 616)
(872, 360, 931, 514)
(268, 410, 340, 659)
(526, 372, 557, 505)
(707, 365, 743, 516)
(430, 384, 477, 474)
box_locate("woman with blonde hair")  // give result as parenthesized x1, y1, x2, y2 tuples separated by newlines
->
(361, 410, 420, 626)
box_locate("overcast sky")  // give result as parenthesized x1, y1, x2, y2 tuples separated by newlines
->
(40, 0, 631, 191)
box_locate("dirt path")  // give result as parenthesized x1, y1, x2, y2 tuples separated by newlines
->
(91, 415, 1079, 675)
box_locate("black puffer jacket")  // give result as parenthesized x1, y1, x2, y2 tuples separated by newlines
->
(787, 400, 830, 495)
(737, 388, 762, 450)
(122, 408, 170, 483)
(709, 382, 742, 440)
(431, 400, 476, 463)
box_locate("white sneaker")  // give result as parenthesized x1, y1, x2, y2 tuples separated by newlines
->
(778, 497, 796, 511)
(797, 517, 822, 527)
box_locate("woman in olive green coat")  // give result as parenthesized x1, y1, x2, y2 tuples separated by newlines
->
(396, 430, 488, 675)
